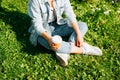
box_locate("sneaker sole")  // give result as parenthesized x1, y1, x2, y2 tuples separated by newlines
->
(56, 55, 68, 67)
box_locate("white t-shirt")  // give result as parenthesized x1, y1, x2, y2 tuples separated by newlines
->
(48, 7, 56, 23)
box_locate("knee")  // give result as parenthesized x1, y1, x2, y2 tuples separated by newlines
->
(56, 42, 72, 53)
(78, 22, 88, 32)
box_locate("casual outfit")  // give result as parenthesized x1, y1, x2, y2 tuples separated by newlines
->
(28, 0, 102, 66)
(28, 0, 77, 46)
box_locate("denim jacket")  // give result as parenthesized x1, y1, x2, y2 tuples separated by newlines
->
(28, 0, 77, 46)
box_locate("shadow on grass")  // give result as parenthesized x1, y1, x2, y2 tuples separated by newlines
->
(0, 7, 54, 56)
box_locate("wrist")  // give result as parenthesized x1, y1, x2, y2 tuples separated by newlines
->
(42, 31, 52, 41)
(76, 31, 81, 36)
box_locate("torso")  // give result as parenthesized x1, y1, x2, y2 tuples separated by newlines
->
(47, 0, 56, 23)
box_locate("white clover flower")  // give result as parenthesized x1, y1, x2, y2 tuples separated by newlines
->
(117, 8, 120, 13)
(104, 10, 111, 15)
(89, 4, 93, 8)
(117, 10, 120, 13)
(91, 8, 96, 14)
(96, 7, 101, 11)
(112, 1, 115, 3)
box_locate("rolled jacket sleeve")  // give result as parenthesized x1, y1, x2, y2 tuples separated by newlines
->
(64, 0, 77, 24)
(28, 0, 46, 35)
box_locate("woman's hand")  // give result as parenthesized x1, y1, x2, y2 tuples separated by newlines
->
(48, 38, 60, 51)
(76, 34, 83, 47)
(71, 22, 84, 47)
(42, 32, 59, 50)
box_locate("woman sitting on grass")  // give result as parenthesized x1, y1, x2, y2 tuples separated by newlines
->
(28, 0, 102, 66)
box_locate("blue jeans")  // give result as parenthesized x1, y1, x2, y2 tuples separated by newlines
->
(38, 22, 88, 54)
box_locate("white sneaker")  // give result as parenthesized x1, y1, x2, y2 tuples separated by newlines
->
(82, 42, 102, 56)
(56, 52, 69, 66)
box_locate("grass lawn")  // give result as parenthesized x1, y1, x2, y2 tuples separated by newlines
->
(0, 0, 120, 79)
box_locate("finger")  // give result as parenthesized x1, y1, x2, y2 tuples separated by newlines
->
(52, 46, 59, 51)
(50, 43, 55, 46)
(77, 42, 79, 47)
(52, 43, 55, 46)
(75, 41, 77, 46)
(80, 41, 83, 46)
(76, 41, 80, 47)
